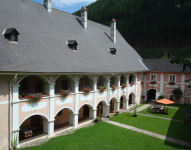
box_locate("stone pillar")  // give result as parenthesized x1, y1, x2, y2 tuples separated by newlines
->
(48, 83, 56, 136)
(93, 81, 97, 119)
(117, 78, 120, 110)
(160, 73, 164, 96)
(74, 82, 79, 128)
(135, 76, 138, 103)
(12, 129, 19, 147)
(90, 109, 96, 119)
(125, 78, 129, 109)
(181, 74, 185, 104)
(143, 74, 147, 102)
(106, 105, 110, 117)
(12, 85, 20, 145)
(43, 119, 55, 135)
(107, 79, 110, 105)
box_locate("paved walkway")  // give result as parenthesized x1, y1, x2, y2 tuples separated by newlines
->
(103, 119, 191, 148)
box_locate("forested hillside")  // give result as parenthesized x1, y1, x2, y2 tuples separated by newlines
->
(73, 0, 191, 59)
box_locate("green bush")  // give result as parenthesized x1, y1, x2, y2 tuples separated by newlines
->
(173, 88, 183, 100)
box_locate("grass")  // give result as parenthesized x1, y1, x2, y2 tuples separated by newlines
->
(168, 104, 191, 110)
(19, 122, 189, 150)
(109, 112, 191, 143)
(139, 107, 185, 120)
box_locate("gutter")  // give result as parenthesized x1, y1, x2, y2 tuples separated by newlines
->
(9, 74, 17, 150)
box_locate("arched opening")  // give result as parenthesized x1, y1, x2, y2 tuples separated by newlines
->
(97, 75, 107, 89)
(79, 75, 93, 91)
(54, 108, 73, 131)
(78, 104, 93, 123)
(19, 115, 47, 142)
(129, 74, 136, 84)
(120, 74, 127, 85)
(96, 101, 107, 117)
(109, 98, 117, 113)
(129, 93, 135, 105)
(19, 75, 48, 99)
(120, 95, 126, 109)
(110, 75, 118, 87)
(147, 89, 159, 101)
(55, 75, 75, 94)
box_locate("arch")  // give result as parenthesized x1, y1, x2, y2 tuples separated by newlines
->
(129, 92, 135, 105)
(109, 96, 118, 103)
(97, 99, 107, 106)
(185, 91, 191, 97)
(129, 73, 136, 83)
(17, 75, 50, 85)
(19, 113, 49, 127)
(146, 88, 159, 93)
(78, 103, 94, 111)
(120, 95, 126, 109)
(54, 107, 74, 118)
(164, 89, 174, 95)
(146, 88, 160, 101)
(78, 74, 94, 82)
(97, 74, 108, 81)
(54, 74, 75, 83)
(129, 91, 135, 96)
(109, 97, 118, 113)
(110, 74, 118, 86)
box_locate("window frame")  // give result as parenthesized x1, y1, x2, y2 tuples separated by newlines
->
(150, 74, 157, 82)
(169, 74, 176, 83)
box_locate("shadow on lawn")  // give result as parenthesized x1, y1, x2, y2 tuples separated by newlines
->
(163, 107, 191, 149)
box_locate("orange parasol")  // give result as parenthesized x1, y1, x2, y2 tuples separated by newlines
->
(156, 99, 174, 105)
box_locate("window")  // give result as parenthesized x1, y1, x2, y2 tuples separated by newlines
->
(169, 75, 175, 82)
(109, 48, 116, 55)
(151, 74, 156, 82)
(129, 74, 133, 83)
(141, 73, 143, 81)
(67, 40, 78, 51)
(4, 28, 19, 42)
(85, 76, 89, 86)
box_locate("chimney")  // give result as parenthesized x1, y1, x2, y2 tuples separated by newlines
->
(111, 18, 116, 44)
(44, 0, 52, 13)
(81, 6, 87, 30)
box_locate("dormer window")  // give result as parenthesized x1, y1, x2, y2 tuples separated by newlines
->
(109, 48, 116, 55)
(4, 28, 19, 42)
(67, 40, 78, 51)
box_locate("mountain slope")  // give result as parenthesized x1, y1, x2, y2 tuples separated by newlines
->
(73, 0, 191, 58)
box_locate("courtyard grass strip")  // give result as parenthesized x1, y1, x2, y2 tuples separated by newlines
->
(139, 107, 185, 120)
(109, 112, 191, 143)
(19, 122, 189, 150)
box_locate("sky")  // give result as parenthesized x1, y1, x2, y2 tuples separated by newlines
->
(31, 0, 96, 14)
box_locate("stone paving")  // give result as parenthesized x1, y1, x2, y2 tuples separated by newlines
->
(103, 119, 191, 148)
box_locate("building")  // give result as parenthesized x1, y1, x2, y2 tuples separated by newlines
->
(0, 0, 148, 149)
(143, 59, 191, 104)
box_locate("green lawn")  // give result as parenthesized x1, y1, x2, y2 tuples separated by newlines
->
(168, 104, 191, 110)
(20, 122, 189, 150)
(139, 107, 185, 120)
(109, 112, 191, 143)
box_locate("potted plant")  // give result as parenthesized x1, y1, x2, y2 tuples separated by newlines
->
(98, 85, 107, 92)
(94, 106, 102, 123)
(111, 85, 117, 90)
(115, 111, 119, 116)
(150, 80, 156, 84)
(25, 93, 43, 101)
(129, 81, 134, 86)
(82, 87, 92, 93)
(141, 80, 145, 84)
(121, 82, 127, 88)
(59, 89, 71, 97)
(164, 106, 169, 115)
(19, 94, 22, 99)
(169, 81, 175, 85)
(22, 93, 25, 98)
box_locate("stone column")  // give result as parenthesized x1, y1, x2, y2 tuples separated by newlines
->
(93, 81, 97, 120)
(107, 79, 110, 105)
(74, 82, 79, 128)
(143, 74, 147, 102)
(117, 78, 120, 110)
(12, 85, 20, 145)
(48, 83, 56, 136)
(135, 76, 138, 103)
(181, 74, 185, 104)
(43, 119, 55, 135)
(160, 73, 164, 96)
(125, 78, 129, 109)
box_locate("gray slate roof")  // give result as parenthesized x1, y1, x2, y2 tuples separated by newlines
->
(143, 59, 191, 72)
(0, 0, 147, 73)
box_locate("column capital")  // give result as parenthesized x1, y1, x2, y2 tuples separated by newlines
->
(12, 85, 20, 88)
(43, 119, 55, 123)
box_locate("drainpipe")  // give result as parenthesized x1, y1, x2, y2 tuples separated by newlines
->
(9, 74, 17, 150)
